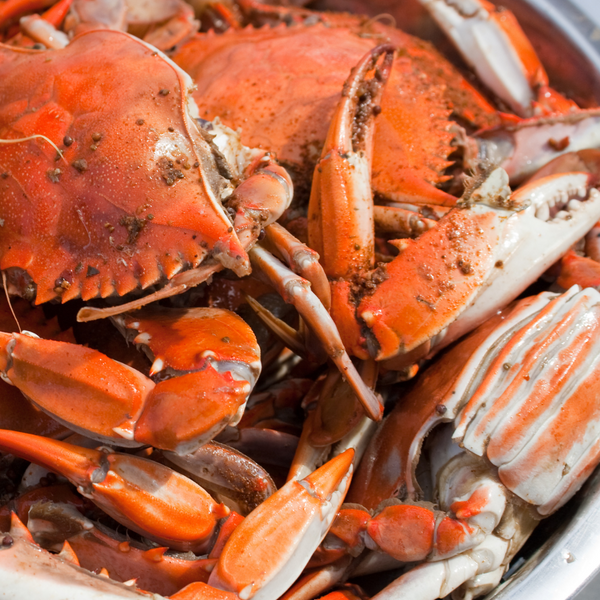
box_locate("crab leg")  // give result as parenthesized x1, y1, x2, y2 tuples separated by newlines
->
(0, 0, 55, 29)
(521, 150, 600, 288)
(17, 13, 69, 47)
(373, 206, 437, 237)
(249, 245, 382, 422)
(327, 479, 503, 564)
(263, 222, 331, 310)
(279, 558, 353, 600)
(287, 360, 379, 482)
(418, 0, 575, 117)
(208, 449, 355, 600)
(2, 510, 241, 599)
(15, 0, 72, 47)
(557, 249, 600, 290)
(159, 440, 277, 515)
(435, 172, 600, 350)
(315, 585, 366, 600)
(0, 306, 261, 454)
(0, 430, 231, 553)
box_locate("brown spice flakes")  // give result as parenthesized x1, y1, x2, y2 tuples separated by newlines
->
(47, 168, 61, 183)
(119, 215, 147, 245)
(72, 159, 88, 173)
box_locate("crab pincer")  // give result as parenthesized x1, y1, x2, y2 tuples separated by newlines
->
(303, 30, 600, 368)
(208, 449, 355, 600)
(308, 43, 395, 283)
(0, 430, 229, 553)
(311, 110, 600, 366)
(0, 306, 261, 454)
(417, 0, 577, 117)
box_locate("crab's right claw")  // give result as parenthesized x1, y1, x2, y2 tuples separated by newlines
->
(208, 449, 355, 600)
(353, 169, 600, 363)
(418, 0, 575, 117)
(0, 306, 261, 454)
(440, 171, 600, 348)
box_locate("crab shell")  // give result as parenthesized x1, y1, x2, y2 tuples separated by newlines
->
(0, 29, 251, 306)
(172, 21, 499, 203)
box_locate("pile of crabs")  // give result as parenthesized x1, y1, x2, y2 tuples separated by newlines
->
(2, 0, 600, 599)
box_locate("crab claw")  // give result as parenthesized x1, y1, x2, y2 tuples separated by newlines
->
(0, 430, 229, 553)
(471, 109, 600, 184)
(348, 169, 600, 362)
(304, 27, 600, 366)
(418, 0, 575, 117)
(208, 449, 355, 600)
(437, 170, 600, 349)
(0, 306, 260, 454)
(308, 43, 395, 281)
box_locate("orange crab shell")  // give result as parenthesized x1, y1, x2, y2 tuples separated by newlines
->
(0, 29, 246, 305)
(172, 22, 500, 202)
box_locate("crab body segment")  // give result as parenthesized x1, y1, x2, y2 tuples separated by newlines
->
(172, 19, 497, 204)
(0, 28, 290, 306)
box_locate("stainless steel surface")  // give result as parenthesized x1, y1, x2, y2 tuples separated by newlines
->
(486, 467, 600, 600)
(571, 0, 600, 24)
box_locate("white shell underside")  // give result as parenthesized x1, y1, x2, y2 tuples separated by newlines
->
(454, 287, 600, 515)
(0, 534, 165, 600)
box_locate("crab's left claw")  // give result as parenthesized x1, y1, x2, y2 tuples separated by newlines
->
(208, 449, 355, 600)
(0, 430, 229, 553)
